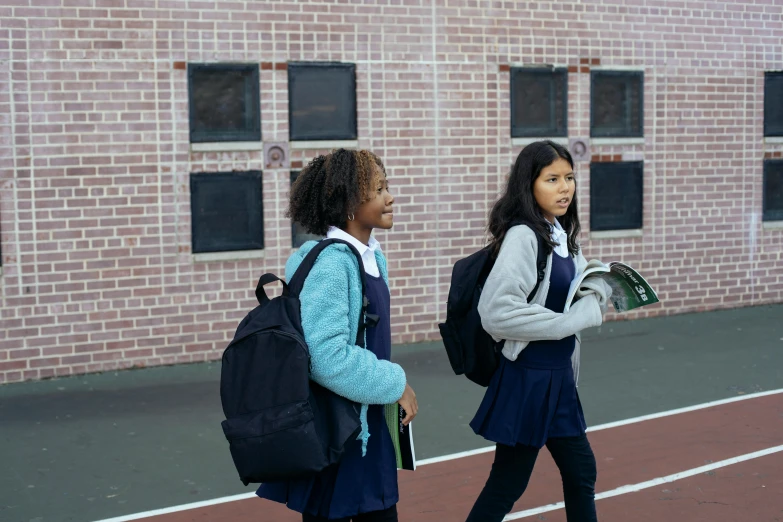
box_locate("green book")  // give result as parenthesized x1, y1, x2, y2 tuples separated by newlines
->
(564, 260, 660, 313)
(384, 403, 416, 470)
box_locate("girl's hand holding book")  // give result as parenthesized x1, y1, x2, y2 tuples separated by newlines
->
(576, 278, 613, 313)
(566, 293, 604, 329)
(398, 383, 418, 426)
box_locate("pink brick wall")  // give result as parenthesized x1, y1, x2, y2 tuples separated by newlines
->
(1, 0, 782, 384)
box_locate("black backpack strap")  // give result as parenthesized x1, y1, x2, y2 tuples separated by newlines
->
(527, 233, 547, 303)
(286, 238, 377, 348)
(508, 220, 548, 304)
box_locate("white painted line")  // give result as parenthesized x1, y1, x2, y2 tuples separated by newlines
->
(417, 445, 496, 466)
(91, 388, 783, 522)
(584, 388, 783, 433)
(421, 388, 783, 467)
(503, 443, 783, 520)
(92, 492, 259, 522)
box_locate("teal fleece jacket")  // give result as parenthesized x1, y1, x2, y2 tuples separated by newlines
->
(286, 240, 407, 455)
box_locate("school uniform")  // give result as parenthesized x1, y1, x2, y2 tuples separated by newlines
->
(470, 248, 586, 446)
(257, 228, 401, 521)
(466, 221, 603, 522)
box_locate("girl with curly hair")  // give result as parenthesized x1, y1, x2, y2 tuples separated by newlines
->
(257, 148, 418, 522)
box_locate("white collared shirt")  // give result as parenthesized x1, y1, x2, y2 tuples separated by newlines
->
(326, 226, 382, 277)
(550, 219, 569, 258)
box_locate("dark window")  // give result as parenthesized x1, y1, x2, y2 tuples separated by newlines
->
(288, 62, 357, 141)
(188, 63, 261, 143)
(591, 71, 644, 138)
(764, 72, 783, 137)
(510, 67, 568, 137)
(764, 159, 783, 221)
(590, 161, 643, 231)
(290, 171, 323, 247)
(190, 171, 264, 253)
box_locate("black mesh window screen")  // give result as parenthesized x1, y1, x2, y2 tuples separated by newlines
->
(510, 67, 568, 137)
(591, 71, 644, 138)
(190, 171, 264, 253)
(288, 62, 357, 141)
(590, 161, 644, 231)
(763, 159, 783, 221)
(764, 72, 783, 137)
(290, 171, 324, 247)
(188, 63, 261, 143)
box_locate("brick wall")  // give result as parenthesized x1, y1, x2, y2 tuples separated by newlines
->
(1, 0, 782, 384)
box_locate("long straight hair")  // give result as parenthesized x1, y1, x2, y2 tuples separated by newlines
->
(488, 140, 581, 257)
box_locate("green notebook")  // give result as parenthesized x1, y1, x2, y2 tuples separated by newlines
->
(384, 403, 416, 470)
(564, 260, 659, 313)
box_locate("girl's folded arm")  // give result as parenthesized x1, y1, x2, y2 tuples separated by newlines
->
(299, 255, 406, 405)
(478, 275, 601, 342)
(477, 226, 601, 343)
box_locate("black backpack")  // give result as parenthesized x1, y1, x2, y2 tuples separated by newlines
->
(220, 238, 378, 485)
(438, 225, 547, 386)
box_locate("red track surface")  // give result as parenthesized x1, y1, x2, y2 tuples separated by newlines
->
(140, 393, 783, 521)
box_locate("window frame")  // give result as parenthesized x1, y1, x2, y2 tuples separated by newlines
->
(288, 61, 358, 142)
(187, 63, 261, 144)
(589, 161, 644, 231)
(510, 66, 568, 138)
(590, 70, 644, 138)
(763, 159, 783, 222)
(189, 170, 265, 254)
(764, 71, 783, 137)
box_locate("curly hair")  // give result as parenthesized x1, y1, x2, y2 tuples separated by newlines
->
(287, 148, 387, 236)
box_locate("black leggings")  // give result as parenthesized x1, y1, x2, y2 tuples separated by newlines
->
(466, 434, 598, 522)
(302, 504, 397, 522)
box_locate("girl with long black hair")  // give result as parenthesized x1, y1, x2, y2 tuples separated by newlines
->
(466, 140, 612, 522)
